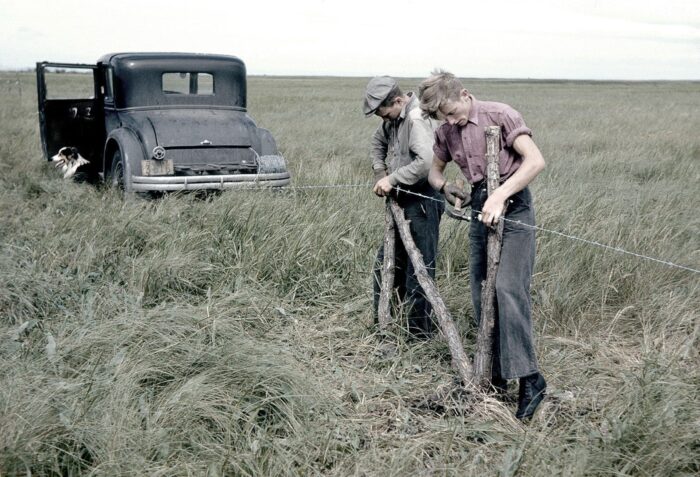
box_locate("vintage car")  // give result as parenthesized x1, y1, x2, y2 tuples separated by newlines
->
(36, 52, 290, 192)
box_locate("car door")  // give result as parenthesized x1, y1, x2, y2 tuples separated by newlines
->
(36, 62, 105, 172)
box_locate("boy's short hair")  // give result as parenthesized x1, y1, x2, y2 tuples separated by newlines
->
(418, 69, 464, 119)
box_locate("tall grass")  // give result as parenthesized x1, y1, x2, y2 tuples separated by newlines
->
(0, 72, 698, 475)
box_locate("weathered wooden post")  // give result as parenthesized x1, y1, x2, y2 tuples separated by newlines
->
(377, 201, 395, 329)
(473, 125, 505, 387)
(388, 199, 474, 388)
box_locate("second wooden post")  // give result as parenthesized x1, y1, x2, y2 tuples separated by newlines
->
(388, 199, 474, 388)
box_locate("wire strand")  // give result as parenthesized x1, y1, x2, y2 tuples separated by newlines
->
(392, 185, 700, 275)
(228, 182, 700, 275)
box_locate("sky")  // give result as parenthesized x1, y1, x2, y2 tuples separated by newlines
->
(1, 0, 698, 80)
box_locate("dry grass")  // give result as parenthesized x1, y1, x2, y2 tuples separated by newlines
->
(0, 72, 698, 476)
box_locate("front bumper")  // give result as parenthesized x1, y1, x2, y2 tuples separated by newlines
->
(131, 171, 291, 191)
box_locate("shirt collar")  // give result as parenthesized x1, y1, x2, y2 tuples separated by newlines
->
(467, 94, 479, 126)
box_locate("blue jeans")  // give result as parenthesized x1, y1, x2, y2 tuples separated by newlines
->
(373, 184, 444, 336)
(470, 183, 539, 379)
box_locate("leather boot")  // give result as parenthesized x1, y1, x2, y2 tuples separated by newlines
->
(516, 372, 547, 420)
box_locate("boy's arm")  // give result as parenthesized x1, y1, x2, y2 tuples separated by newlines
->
(480, 134, 545, 225)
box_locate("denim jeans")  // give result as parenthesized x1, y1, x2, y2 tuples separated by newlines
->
(373, 183, 444, 336)
(470, 183, 539, 379)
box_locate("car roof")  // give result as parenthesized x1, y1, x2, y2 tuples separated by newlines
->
(99, 53, 248, 109)
(98, 52, 245, 69)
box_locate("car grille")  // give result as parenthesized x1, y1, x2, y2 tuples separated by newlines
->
(165, 147, 258, 175)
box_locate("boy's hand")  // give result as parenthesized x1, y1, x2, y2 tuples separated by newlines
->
(373, 176, 393, 197)
(441, 182, 467, 206)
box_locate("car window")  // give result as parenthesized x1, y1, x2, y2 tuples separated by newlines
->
(162, 72, 214, 95)
(103, 68, 114, 103)
(43, 67, 94, 99)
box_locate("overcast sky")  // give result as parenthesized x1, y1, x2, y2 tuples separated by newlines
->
(1, 0, 698, 80)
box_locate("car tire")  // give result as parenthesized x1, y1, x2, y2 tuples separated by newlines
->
(108, 149, 125, 190)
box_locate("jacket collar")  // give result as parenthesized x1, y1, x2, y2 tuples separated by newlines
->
(399, 92, 416, 120)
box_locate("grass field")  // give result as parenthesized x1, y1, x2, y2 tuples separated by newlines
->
(0, 71, 698, 476)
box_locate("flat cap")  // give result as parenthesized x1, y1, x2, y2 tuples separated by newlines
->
(362, 76, 397, 117)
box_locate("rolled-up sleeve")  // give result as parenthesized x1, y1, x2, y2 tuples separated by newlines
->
(369, 124, 388, 171)
(501, 107, 532, 148)
(433, 125, 452, 162)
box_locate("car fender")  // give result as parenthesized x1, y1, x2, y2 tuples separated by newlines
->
(257, 127, 280, 156)
(104, 127, 147, 192)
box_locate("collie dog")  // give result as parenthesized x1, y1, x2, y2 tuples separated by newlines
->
(51, 147, 90, 179)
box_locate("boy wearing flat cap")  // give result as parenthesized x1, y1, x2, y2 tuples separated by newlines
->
(363, 76, 443, 337)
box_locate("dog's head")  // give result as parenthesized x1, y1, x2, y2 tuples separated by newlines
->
(51, 146, 83, 166)
(53, 146, 78, 162)
(51, 147, 90, 179)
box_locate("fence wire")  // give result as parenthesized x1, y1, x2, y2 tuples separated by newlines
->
(238, 181, 699, 275)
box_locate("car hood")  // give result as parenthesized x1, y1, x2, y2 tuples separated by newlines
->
(125, 108, 259, 148)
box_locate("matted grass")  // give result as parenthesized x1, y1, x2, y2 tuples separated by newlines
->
(0, 72, 698, 476)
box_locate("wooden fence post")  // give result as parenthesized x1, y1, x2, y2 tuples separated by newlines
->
(473, 126, 505, 387)
(388, 199, 474, 388)
(377, 201, 395, 329)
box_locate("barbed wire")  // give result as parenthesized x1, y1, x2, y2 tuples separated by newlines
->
(234, 183, 370, 191)
(391, 185, 700, 275)
(244, 181, 699, 275)
(498, 217, 700, 274)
